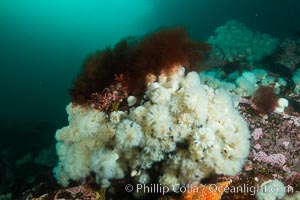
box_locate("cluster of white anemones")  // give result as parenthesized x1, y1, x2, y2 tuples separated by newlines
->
(53, 66, 250, 188)
(207, 20, 279, 63)
(199, 69, 287, 97)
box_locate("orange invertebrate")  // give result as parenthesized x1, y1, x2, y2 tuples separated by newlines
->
(181, 181, 231, 200)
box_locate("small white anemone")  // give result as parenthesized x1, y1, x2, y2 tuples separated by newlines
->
(256, 179, 286, 200)
(129, 105, 147, 124)
(109, 111, 125, 124)
(127, 96, 137, 107)
(181, 71, 201, 89)
(115, 119, 143, 149)
(275, 98, 288, 113)
(147, 84, 171, 104)
(91, 150, 124, 188)
(134, 171, 150, 184)
(146, 104, 172, 136)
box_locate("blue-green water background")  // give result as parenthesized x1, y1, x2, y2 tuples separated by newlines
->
(0, 0, 299, 155)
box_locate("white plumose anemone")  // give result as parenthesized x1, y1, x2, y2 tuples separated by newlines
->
(115, 119, 143, 149)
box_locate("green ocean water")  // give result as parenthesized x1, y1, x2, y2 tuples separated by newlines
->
(1, 0, 299, 144)
(0, 0, 299, 198)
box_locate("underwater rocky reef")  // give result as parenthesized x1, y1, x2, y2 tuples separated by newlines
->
(1, 20, 300, 200)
